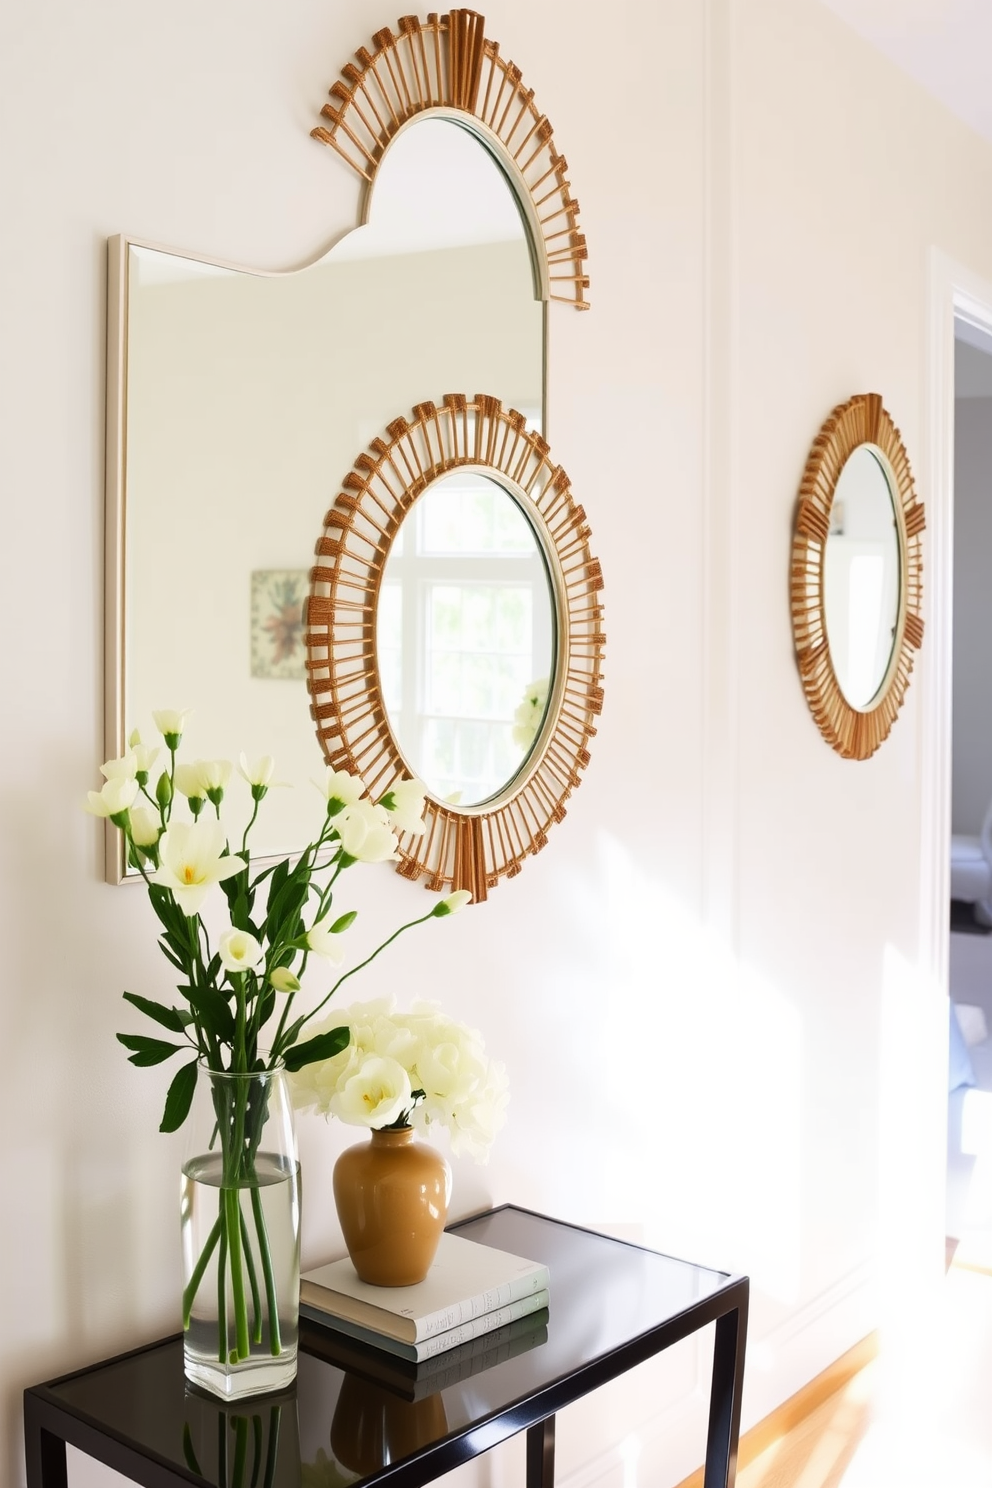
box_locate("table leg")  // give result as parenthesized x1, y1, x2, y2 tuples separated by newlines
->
(526, 1415, 555, 1488)
(703, 1297, 748, 1488)
(23, 1397, 68, 1488)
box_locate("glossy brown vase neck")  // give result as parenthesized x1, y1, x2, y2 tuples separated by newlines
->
(333, 1126, 452, 1287)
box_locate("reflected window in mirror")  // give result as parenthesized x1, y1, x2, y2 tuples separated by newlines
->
(378, 473, 555, 806)
(822, 446, 901, 709)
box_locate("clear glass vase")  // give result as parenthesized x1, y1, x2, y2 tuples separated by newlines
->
(181, 1061, 300, 1400)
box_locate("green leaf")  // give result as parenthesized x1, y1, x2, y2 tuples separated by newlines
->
(282, 1025, 350, 1072)
(330, 911, 357, 934)
(117, 1033, 184, 1067)
(160, 1059, 198, 1133)
(157, 939, 186, 975)
(256, 989, 276, 1031)
(122, 991, 186, 1034)
(186, 984, 235, 1042)
(148, 883, 183, 936)
(281, 1015, 306, 1048)
(266, 859, 289, 909)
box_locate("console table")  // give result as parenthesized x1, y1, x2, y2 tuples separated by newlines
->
(24, 1204, 748, 1488)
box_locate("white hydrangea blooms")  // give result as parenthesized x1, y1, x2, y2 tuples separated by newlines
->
(291, 997, 508, 1163)
(511, 676, 549, 750)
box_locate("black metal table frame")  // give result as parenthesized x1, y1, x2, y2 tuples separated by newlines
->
(24, 1209, 749, 1488)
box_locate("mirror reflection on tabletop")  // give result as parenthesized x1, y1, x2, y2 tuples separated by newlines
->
(35, 1210, 734, 1488)
(111, 118, 544, 873)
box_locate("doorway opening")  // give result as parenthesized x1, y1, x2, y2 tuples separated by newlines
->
(946, 318, 992, 1268)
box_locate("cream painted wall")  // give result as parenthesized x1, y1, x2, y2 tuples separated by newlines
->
(4, 1, 992, 1485)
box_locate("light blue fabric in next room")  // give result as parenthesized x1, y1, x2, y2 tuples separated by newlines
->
(949, 1002, 977, 1093)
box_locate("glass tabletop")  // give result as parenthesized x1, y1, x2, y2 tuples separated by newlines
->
(39, 1206, 735, 1488)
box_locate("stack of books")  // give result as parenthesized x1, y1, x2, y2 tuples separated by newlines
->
(300, 1232, 551, 1363)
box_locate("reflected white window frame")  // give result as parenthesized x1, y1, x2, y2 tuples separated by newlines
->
(379, 475, 554, 805)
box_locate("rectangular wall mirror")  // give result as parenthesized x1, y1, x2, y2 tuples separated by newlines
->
(105, 118, 545, 880)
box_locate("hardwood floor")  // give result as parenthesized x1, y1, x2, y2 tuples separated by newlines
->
(680, 1264, 992, 1488)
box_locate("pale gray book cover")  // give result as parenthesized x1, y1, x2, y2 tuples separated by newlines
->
(300, 1232, 550, 1342)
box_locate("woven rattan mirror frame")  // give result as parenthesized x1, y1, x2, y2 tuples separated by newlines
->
(791, 393, 925, 761)
(311, 8, 589, 309)
(305, 395, 605, 901)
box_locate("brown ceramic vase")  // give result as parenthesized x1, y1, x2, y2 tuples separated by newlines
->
(333, 1126, 452, 1286)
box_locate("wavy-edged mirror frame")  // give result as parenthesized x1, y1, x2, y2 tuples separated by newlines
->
(791, 393, 925, 761)
(311, 8, 588, 309)
(306, 395, 605, 901)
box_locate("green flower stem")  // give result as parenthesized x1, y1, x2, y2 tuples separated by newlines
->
(238, 1205, 263, 1344)
(217, 1210, 229, 1365)
(251, 1415, 263, 1488)
(225, 1185, 250, 1361)
(233, 973, 247, 1074)
(301, 906, 439, 1030)
(224, 1078, 252, 1361)
(181, 1423, 202, 1477)
(264, 1404, 281, 1488)
(232, 1412, 248, 1488)
(251, 1183, 283, 1356)
(267, 983, 302, 1061)
(182, 1214, 222, 1327)
(241, 797, 261, 855)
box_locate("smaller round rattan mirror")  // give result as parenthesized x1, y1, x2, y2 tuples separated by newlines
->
(791, 393, 925, 760)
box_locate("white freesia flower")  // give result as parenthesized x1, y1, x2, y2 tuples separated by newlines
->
(337, 799, 398, 863)
(219, 928, 264, 975)
(131, 742, 160, 777)
(239, 752, 278, 790)
(380, 778, 428, 836)
(84, 775, 140, 818)
(152, 708, 191, 741)
(100, 751, 138, 782)
(306, 917, 347, 963)
(150, 818, 243, 915)
(194, 759, 232, 803)
(330, 1055, 413, 1129)
(128, 806, 161, 848)
(269, 966, 301, 994)
(317, 768, 366, 815)
(433, 889, 472, 917)
(174, 763, 206, 801)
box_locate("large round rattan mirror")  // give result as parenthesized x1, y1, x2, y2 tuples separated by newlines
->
(791, 393, 925, 760)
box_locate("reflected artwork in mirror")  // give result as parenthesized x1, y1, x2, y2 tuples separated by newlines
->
(791, 394, 925, 760)
(377, 471, 555, 806)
